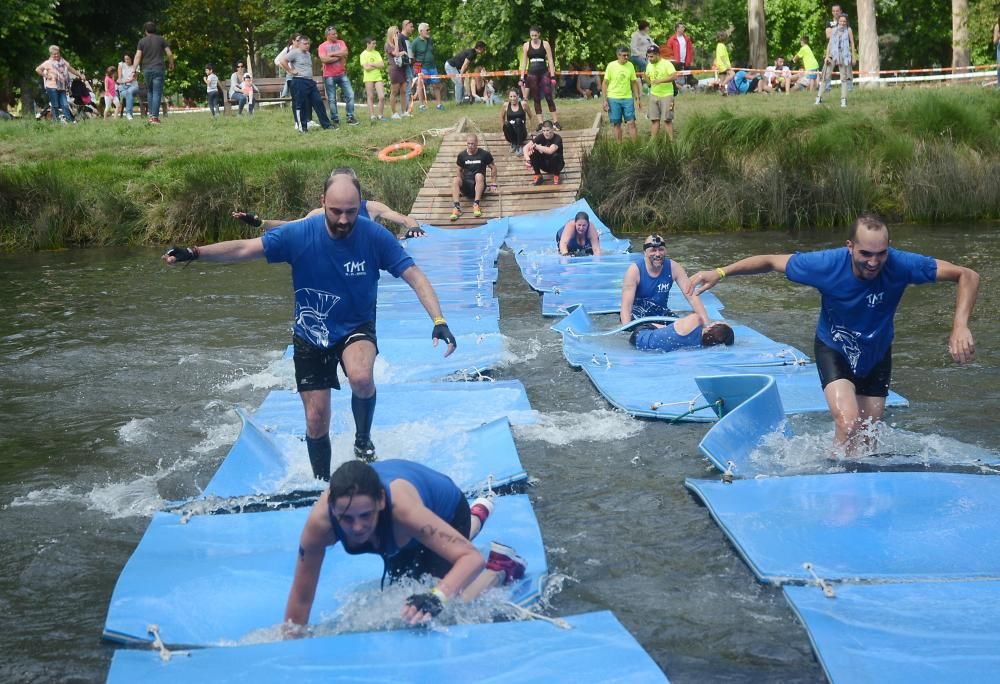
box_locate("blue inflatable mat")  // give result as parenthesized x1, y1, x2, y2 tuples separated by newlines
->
(685, 472, 1000, 585)
(695, 375, 791, 475)
(552, 307, 905, 421)
(542, 286, 724, 317)
(504, 199, 631, 254)
(107, 610, 668, 683)
(205, 414, 527, 498)
(252, 381, 536, 435)
(103, 494, 545, 646)
(784, 581, 1000, 684)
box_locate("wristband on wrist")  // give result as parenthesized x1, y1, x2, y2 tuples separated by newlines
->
(431, 587, 449, 604)
(714, 267, 726, 280)
(433, 316, 446, 325)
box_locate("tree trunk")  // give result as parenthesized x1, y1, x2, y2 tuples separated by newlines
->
(856, 0, 880, 85)
(747, 0, 767, 69)
(951, 0, 970, 70)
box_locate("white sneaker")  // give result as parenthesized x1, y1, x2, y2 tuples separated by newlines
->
(391, 112, 402, 120)
(402, 111, 412, 118)
(840, 99, 847, 108)
(125, 114, 133, 121)
(470, 496, 494, 524)
(814, 97, 822, 105)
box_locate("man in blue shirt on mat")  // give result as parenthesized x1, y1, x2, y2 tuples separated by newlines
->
(284, 459, 525, 632)
(162, 168, 457, 478)
(686, 214, 980, 454)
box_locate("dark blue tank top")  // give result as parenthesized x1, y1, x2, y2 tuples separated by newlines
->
(327, 460, 462, 559)
(632, 258, 675, 319)
(555, 226, 592, 254)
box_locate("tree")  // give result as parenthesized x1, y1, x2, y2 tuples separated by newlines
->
(0, 0, 59, 109)
(856, 0, 880, 84)
(747, 0, 767, 68)
(951, 0, 970, 69)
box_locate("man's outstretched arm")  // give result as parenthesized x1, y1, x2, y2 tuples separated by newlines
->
(935, 259, 980, 364)
(400, 265, 456, 357)
(162, 237, 265, 264)
(686, 254, 792, 296)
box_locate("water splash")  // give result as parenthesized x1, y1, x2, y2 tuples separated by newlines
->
(117, 417, 157, 445)
(513, 409, 644, 445)
(220, 354, 294, 393)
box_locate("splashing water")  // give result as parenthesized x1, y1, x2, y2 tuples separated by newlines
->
(220, 353, 295, 393)
(513, 409, 644, 445)
(117, 417, 158, 445)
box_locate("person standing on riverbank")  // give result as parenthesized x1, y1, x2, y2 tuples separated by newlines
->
(817, 13, 856, 107)
(686, 214, 980, 455)
(602, 47, 641, 142)
(36, 45, 85, 123)
(134, 22, 175, 124)
(162, 169, 456, 477)
(644, 45, 677, 140)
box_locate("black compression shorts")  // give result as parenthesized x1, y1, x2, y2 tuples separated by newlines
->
(386, 497, 471, 581)
(814, 336, 892, 398)
(292, 322, 377, 392)
(460, 176, 480, 199)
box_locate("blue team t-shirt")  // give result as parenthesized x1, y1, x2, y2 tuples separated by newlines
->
(262, 214, 414, 348)
(785, 247, 937, 376)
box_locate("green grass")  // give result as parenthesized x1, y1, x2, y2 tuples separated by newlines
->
(1, 87, 998, 250)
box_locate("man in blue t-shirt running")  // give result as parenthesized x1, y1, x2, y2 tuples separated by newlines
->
(686, 214, 980, 454)
(162, 169, 457, 478)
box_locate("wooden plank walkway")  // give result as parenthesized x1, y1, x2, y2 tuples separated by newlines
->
(410, 114, 601, 227)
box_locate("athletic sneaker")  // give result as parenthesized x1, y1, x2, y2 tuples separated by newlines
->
(436, 104, 445, 110)
(814, 96, 822, 105)
(514, 146, 522, 155)
(125, 114, 133, 121)
(353, 438, 376, 463)
(553, 121, 562, 131)
(149, 117, 161, 124)
(391, 112, 402, 120)
(840, 99, 847, 108)
(370, 115, 378, 123)
(418, 105, 427, 112)
(331, 121, 340, 129)
(485, 542, 526, 584)
(450, 205, 462, 221)
(532, 175, 543, 186)
(552, 175, 561, 185)
(470, 497, 494, 525)
(402, 111, 412, 118)
(347, 117, 360, 126)
(473, 202, 482, 218)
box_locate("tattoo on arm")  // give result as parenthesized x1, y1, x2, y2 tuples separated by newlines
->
(298, 545, 306, 559)
(419, 524, 462, 545)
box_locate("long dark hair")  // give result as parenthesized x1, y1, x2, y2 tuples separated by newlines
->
(329, 460, 383, 503)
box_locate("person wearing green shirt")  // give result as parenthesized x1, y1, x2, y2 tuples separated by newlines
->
(602, 46, 641, 141)
(713, 31, 734, 93)
(643, 46, 678, 140)
(411, 22, 444, 111)
(793, 35, 820, 91)
(360, 37, 386, 121)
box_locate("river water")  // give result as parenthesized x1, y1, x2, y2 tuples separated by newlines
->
(1, 225, 997, 682)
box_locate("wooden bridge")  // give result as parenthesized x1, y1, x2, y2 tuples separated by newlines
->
(409, 114, 602, 227)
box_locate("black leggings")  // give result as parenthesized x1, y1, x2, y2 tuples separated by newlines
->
(525, 73, 556, 114)
(503, 120, 528, 146)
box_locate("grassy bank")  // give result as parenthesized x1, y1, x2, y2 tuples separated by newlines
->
(1, 88, 998, 250)
(581, 86, 1000, 231)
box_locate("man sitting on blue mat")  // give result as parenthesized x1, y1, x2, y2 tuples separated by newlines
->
(621, 234, 711, 324)
(629, 313, 735, 351)
(162, 169, 457, 476)
(686, 213, 980, 454)
(284, 459, 526, 632)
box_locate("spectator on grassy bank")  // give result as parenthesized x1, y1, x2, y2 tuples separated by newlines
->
(36, 45, 84, 123)
(602, 46, 641, 142)
(713, 32, 734, 93)
(576, 67, 600, 99)
(319, 26, 358, 126)
(102, 67, 119, 119)
(360, 36, 387, 122)
(134, 21, 175, 124)
(663, 22, 695, 91)
(411, 22, 444, 111)
(229, 62, 250, 115)
(204, 64, 220, 117)
(817, 13, 856, 108)
(385, 25, 408, 120)
(117, 54, 139, 119)
(644, 45, 677, 140)
(793, 36, 820, 91)
(630, 21, 656, 75)
(445, 41, 487, 104)
(279, 34, 334, 132)
(241, 74, 260, 116)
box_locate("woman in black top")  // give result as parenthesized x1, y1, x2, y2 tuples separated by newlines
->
(519, 26, 559, 130)
(500, 89, 528, 153)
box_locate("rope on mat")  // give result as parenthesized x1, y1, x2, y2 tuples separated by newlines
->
(802, 562, 837, 598)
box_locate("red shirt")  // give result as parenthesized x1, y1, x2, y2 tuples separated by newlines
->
(319, 39, 347, 77)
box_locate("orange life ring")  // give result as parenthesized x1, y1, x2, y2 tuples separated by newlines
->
(377, 141, 423, 162)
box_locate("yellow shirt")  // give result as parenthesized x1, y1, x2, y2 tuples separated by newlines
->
(360, 49, 383, 82)
(714, 43, 731, 71)
(604, 60, 637, 99)
(646, 59, 676, 98)
(796, 45, 819, 71)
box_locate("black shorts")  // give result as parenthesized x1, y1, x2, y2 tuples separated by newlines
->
(460, 176, 480, 199)
(814, 336, 892, 397)
(386, 497, 471, 581)
(292, 322, 377, 392)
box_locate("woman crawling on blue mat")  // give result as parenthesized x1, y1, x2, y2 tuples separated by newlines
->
(629, 313, 735, 351)
(284, 459, 525, 633)
(555, 211, 602, 256)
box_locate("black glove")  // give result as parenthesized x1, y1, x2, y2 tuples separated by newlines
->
(166, 246, 198, 262)
(235, 211, 262, 228)
(405, 592, 444, 617)
(432, 322, 457, 348)
(404, 227, 426, 239)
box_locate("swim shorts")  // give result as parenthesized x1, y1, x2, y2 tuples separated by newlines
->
(460, 176, 480, 199)
(608, 97, 635, 124)
(293, 322, 377, 392)
(814, 336, 891, 397)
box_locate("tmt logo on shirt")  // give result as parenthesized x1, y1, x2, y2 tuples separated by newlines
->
(656, 283, 670, 293)
(344, 260, 366, 276)
(865, 292, 884, 308)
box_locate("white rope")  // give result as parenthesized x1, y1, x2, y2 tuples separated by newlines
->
(650, 393, 703, 411)
(721, 460, 736, 484)
(802, 562, 836, 598)
(146, 624, 182, 662)
(505, 602, 572, 629)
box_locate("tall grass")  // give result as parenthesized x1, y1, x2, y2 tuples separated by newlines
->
(582, 87, 1000, 232)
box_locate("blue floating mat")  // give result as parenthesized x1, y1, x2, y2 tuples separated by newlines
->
(784, 581, 1000, 684)
(553, 306, 906, 421)
(107, 610, 668, 683)
(695, 374, 791, 476)
(103, 494, 546, 646)
(504, 199, 631, 254)
(204, 414, 527, 498)
(685, 472, 1000, 585)
(542, 286, 724, 317)
(252, 381, 536, 435)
